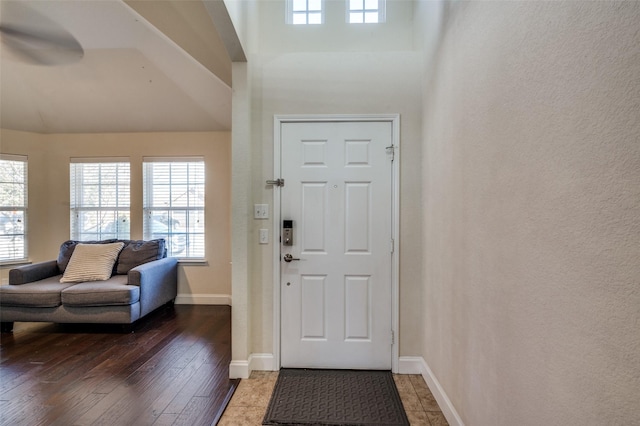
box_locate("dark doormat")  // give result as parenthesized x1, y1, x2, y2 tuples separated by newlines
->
(262, 369, 410, 426)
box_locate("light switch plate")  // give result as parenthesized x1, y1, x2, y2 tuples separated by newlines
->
(259, 229, 269, 244)
(254, 204, 269, 219)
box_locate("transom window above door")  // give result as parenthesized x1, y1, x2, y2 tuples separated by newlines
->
(287, 0, 324, 25)
(348, 0, 385, 23)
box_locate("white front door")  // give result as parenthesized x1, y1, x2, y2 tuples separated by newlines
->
(279, 120, 394, 369)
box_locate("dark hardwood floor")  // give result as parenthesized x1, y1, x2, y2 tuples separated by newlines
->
(0, 305, 238, 426)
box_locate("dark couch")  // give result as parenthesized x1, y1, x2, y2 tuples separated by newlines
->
(0, 239, 178, 332)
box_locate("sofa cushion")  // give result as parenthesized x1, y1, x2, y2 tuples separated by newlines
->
(61, 275, 140, 306)
(116, 239, 166, 274)
(57, 239, 118, 273)
(60, 242, 125, 283)
(0, 276, 72, 307)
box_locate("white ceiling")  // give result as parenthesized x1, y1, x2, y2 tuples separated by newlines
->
(0, 0, 233, 134)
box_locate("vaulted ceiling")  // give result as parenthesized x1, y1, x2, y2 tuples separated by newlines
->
(0, 0, 239, 134)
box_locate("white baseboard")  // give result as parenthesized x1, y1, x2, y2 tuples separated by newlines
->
(250, 353, 275, 371)
(398, 356, 425, 374)
(398, 356, 464, 426)
(229, 353, 275, 379)
(229, 360, 250, 379)
(174, 293, 231, 305)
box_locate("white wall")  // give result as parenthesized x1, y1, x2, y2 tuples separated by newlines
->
(228, 0, 425, 372)
(419, 1, 640, 424)
(251, 51, 423, 354)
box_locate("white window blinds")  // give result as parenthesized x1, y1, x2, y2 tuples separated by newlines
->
(143, 157, 205, 258)
(70, 159, 131, 241)
(0, 154, 28, 263)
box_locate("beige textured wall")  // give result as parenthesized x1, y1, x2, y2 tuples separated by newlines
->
(0, 129, 231, 300)
(421, 1, 640, 424)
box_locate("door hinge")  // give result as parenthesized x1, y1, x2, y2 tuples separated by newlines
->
(390, 238, 395, 253)
(391, 330, 395, 345)
(266, 178, 285, 187)
(385, 145, 395, 161)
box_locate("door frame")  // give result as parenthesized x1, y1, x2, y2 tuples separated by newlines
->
(272, 114, 401, 372)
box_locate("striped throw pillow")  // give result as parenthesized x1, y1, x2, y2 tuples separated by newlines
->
(60, 242, 125, 283)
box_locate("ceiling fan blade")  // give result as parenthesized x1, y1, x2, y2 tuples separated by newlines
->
(0, 2, 84, 66)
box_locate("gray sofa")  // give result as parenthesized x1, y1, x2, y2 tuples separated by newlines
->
(0, 239, 178, 332)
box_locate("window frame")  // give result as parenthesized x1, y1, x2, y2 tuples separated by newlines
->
(347, 0, 386, 24)
(143, 157, 205, 260)
(0, 154, 28, 264)
(69, 158, 131, 241)
(286, 0, 324, 25)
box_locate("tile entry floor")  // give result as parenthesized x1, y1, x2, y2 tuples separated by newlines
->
(218, 371, 449, 426)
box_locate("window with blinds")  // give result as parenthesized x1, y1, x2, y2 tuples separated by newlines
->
(143, 158, 205, 259)
(0, 154, 28, 263)
(70, 159, 131, 241)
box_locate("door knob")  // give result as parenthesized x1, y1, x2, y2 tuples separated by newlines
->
(283, 253, 300, 262)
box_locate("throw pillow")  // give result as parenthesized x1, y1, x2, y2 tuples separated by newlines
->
(57, 239, 118, 273)
(116, 239, 167, 274)
(60, 242, 125, 283)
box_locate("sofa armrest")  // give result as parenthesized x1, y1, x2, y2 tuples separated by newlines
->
(9, 260, 60, 285)
(128, 257, 178, 317)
